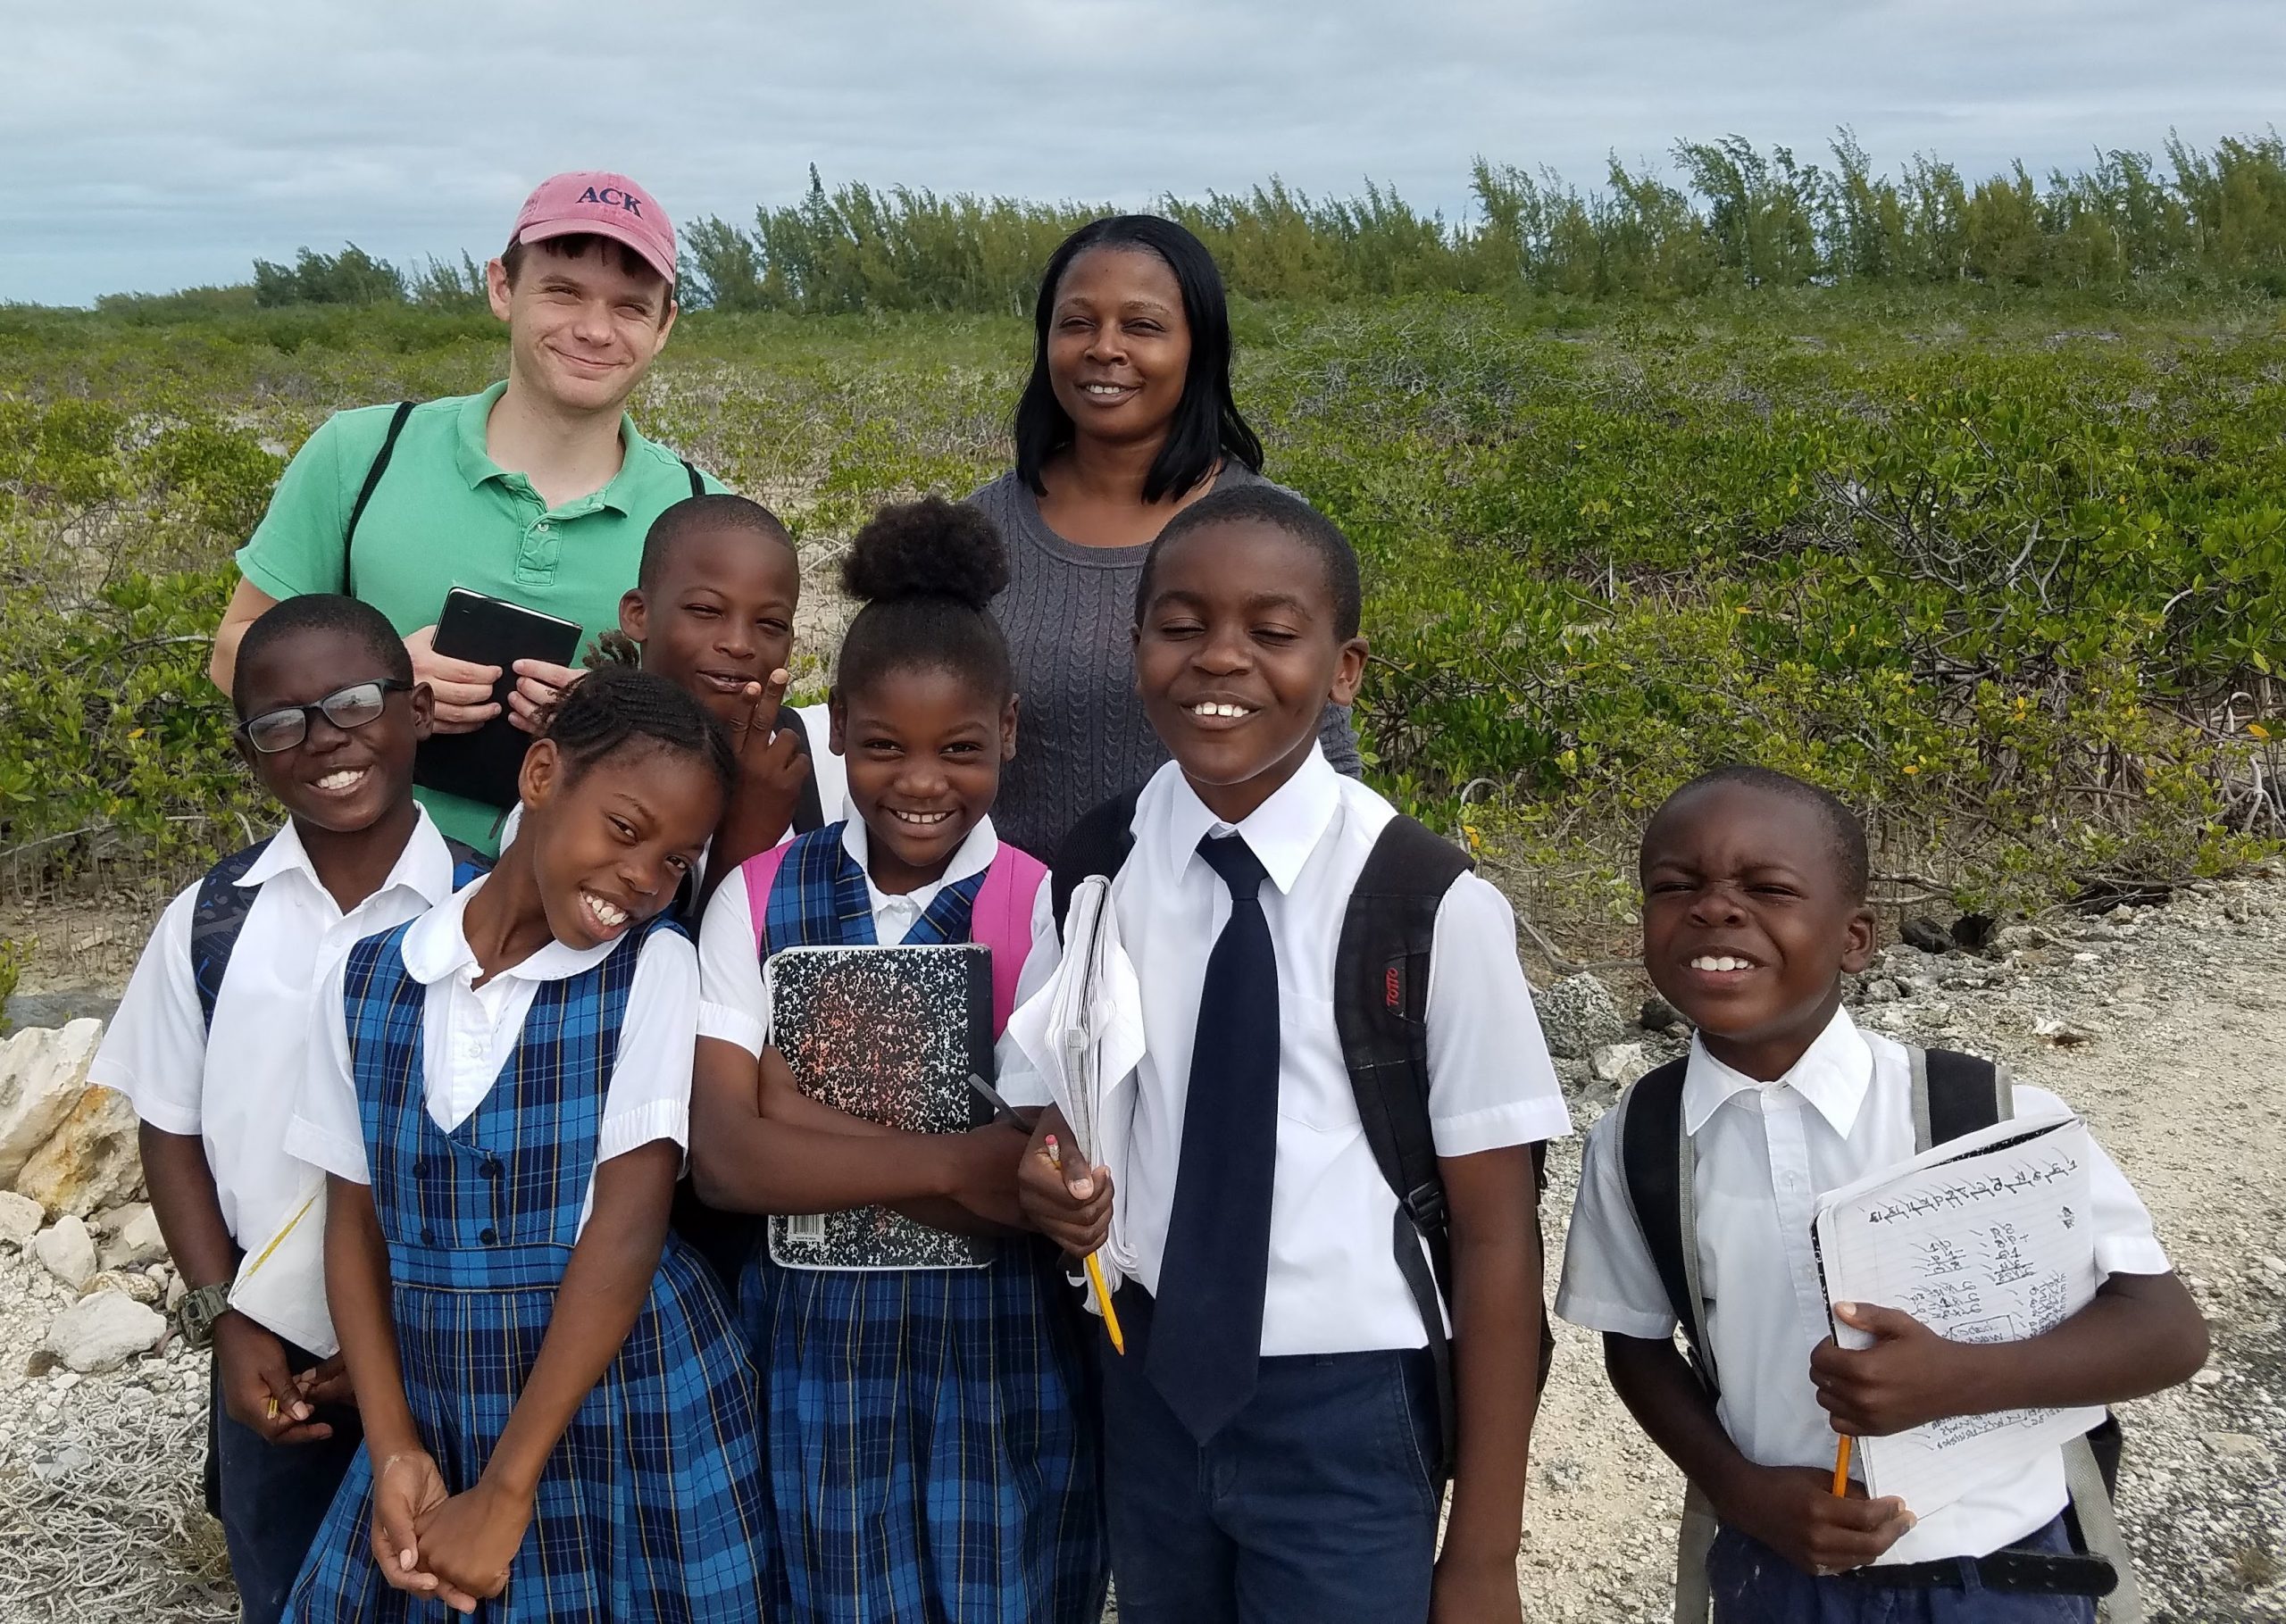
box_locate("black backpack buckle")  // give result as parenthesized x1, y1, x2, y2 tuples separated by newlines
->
(1402, 1181, 1448, 1230)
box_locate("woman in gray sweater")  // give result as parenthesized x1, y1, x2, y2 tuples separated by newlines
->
(967, 215, 1362, 858)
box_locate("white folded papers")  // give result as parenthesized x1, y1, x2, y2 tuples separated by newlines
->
(1004, 874, 1146, 1312)
(229, 1170, 338, 1358)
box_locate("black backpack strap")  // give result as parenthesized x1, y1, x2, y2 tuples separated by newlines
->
(187, 838, 277, 1032)
(1049, 788, 1142, 939)
(772, 705, 827, 836)
(343, 401, 416, 600)
(1333, 814, 1476, 1475)
(1617, 1055, 1719, 1397)
(1915, 1045, 2009, 1152)
(441, 837, 493, 891)
(682, 458, 705, 499)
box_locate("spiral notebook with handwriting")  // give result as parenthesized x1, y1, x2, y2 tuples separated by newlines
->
(764, 943, 993, 1270)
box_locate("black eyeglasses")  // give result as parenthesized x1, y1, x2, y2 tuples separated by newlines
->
(236, 680, 413, 754)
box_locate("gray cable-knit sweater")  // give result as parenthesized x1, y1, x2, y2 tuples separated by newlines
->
(967, 465, 1364, 860)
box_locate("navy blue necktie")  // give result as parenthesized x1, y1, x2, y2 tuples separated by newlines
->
(1147, 833, 1280, 1443)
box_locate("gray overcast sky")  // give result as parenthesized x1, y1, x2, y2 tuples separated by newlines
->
(6, 0, 2279, 305)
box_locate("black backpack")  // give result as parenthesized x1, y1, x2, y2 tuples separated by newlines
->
(341, 400, 706, 599)
(188, 835, 493, 1030)
(1050, 787, 1558, 1478)
(1618, 1045, 2137, 1616)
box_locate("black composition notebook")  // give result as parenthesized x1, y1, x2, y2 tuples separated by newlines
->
(413, 588, 583, 811)
(765, 943, 994, 1270)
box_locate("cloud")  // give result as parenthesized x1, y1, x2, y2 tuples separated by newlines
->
(7, 0, 2280, 304)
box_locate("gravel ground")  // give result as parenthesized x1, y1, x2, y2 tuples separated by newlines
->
(1, 874, 2281, 1620)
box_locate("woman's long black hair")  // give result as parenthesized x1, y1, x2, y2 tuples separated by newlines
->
(1012, 214, 1264, 504)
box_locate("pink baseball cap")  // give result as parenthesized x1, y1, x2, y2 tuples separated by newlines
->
(509, 171, 677, 285)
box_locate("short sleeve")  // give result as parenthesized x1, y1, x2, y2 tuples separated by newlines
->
(992, 883, 1064, 1107)
(234, 412, 358, 601)
(88, 887, 204, 1136)
(283, 953, 372, 1185)
(696, 875, 767, 1057)
(2012, 1083, 2171, 1278)
(1422, 873, 1573, 1155)
(1553, 1103, 1682, 1339)
(596, 929, 700, 1162)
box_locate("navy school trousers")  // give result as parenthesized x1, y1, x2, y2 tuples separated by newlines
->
(1709, 1516, 2098, 1624)
(207, 1338, 363, 1624)
(1097, 1286, 1445, 1624)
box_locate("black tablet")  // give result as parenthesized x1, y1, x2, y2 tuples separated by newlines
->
(413, 588, 584, 811)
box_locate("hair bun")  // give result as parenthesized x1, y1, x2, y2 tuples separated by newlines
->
(839, 496, 1010, 612)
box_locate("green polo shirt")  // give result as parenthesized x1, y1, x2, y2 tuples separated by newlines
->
(236, 382, 725, 852)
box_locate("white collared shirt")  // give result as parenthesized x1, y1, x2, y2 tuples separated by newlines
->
(285, 878, 699, 1235)
(695, 814, 1001, 1057)
(999, 747, 1573, 1355)
(92, 810, 459, 1251)
(1556, 1008, 2170, 1564)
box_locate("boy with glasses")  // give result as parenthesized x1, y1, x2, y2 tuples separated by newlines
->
(93, 595, 485, 1624)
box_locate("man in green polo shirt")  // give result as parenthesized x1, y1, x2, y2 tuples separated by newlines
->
(209, 170, 724, 851)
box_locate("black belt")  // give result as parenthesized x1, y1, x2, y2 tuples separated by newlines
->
(1840, 1543, 2116, 1597)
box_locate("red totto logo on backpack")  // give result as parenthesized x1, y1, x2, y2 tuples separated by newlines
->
(1385, 966, 1403, 1011)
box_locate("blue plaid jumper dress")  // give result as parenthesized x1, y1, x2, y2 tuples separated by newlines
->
(742, 826, 1108, 1624)
(284, 916, 778, 1623)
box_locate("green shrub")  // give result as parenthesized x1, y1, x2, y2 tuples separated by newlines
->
(2, 287, 2282, 934)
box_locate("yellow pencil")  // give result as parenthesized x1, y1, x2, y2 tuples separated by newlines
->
(1831, 1435, 1854, 1496)
(1085, 1253, 1127, 1355)
(1047, 1132, 1126, 1356)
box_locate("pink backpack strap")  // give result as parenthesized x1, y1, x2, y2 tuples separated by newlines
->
(972, 845, 1048, 1037)
(739, 841, 796, 955)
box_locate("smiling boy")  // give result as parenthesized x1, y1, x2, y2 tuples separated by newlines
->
(92, 595, 481, 1624)
(1007, 486, 1569, 1624)
(209, 171, 725, 854)
(1556, 767, 2207, 1622)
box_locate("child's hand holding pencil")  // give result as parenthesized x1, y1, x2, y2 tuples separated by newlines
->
(1014, 1108, 1124, 1352)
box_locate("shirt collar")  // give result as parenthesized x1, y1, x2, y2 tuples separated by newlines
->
(453, 380, 649, 515)
(1681, 1005, 1873, 1139)
(397, 875, 621, 987)
(1157, 744, 1339, 896)
(238, 805, 457, 911)
(840, 814, 1001, 905)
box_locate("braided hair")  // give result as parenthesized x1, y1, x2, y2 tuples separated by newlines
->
(538, 662, 735, 796)
(834, 497, 1014, 704)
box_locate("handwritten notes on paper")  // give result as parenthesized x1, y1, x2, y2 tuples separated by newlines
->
(1813, 1112, 2105, 1518)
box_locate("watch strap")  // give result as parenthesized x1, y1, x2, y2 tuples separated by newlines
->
(178, 1282, 233, 1348)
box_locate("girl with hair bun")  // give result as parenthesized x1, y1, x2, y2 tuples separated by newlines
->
(690, 497, 1107, 1624)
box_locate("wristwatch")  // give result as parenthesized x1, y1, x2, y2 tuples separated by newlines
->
(178, 1283, 234, 1350)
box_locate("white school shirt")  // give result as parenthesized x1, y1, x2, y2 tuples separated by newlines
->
(493, 704, 846, 890)
(1556, 1007, 2170, 1565)
(696, 813, 1001, 1056)
(285, 878, 700, 1236)
(90, 810, 459, 1252)
(997, 746, 1573, 1356)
